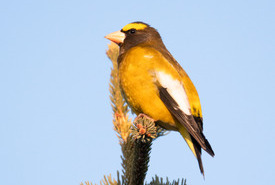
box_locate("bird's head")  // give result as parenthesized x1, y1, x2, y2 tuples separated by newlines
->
(105, 22, 163, 51)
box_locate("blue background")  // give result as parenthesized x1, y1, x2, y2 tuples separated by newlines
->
(1, 0, 274, 185)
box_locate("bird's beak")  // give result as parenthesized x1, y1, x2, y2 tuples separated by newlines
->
(104, 30, 125, 45)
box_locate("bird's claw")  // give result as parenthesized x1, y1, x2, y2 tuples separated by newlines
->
(134, 113, 155, 123)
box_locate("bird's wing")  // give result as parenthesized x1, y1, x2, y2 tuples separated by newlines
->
(155, 71, 215, 157)
(157, 47, 203, 120)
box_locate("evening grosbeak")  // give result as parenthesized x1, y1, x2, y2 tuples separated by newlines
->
(105, 22, 214, 176)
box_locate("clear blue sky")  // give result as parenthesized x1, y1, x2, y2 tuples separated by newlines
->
(0, 0, 274, 185)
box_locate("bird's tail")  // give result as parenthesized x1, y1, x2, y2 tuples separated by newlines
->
(177, 125, 205, 176)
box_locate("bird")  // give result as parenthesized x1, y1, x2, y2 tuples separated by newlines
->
(105, 22, 214, 176)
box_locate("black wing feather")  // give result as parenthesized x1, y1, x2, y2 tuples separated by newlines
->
(158, 87, 215, 157)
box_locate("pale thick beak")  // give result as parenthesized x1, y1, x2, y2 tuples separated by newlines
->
(104, 30, 125, 44)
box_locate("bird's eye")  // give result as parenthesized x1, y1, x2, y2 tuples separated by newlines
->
(129, 29, 136, 34)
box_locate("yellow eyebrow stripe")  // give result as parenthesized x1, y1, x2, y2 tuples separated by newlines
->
(122, 23, 148, 31)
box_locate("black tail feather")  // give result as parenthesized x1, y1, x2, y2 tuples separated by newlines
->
(191, 136, 204, 176)
(202, 133, 215, 157)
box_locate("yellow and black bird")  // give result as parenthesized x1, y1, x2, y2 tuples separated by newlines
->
(105, 22, 214, 176)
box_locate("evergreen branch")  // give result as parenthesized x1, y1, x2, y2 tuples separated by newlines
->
(120, 134, 152, 185)
(81, 174, 118, 185)
(132, 137, 151, 185)
(146, 175, 186, 185)
(107, 42, 131, 143)
(120, 135, 135, 185)
(120, 115, 167, 185)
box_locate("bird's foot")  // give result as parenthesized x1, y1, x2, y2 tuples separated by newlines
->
(134, 113, 155, 123)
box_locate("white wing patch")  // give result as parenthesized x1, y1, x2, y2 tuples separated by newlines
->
(144, 54, 154, 59)
(155, 71, 191, 115)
